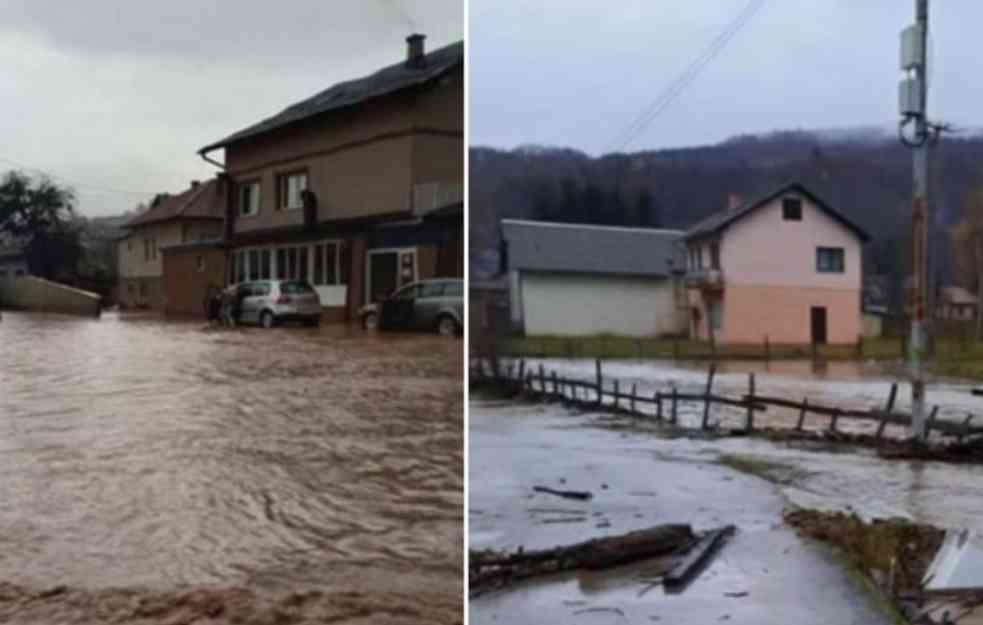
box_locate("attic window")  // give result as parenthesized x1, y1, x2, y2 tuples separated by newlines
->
(782, 198, 802, 221)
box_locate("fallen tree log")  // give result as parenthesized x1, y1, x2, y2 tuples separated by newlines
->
(532, 486, 593, 500)
(470, 524, 696, 596)
(664, 525, 735, 587)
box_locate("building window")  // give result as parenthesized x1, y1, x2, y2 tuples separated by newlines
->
(816, 247, 845, 273)
(276, 249, 287, 279)
(277, 171, 308, 210)
(708, 299, 722, 331)
(298, 246, 308, 281)
(239, 181, 261, 217)
(236, 250, 246, 283)
(783, 197, 802, 221)
(182, 223, 192, 243)
(248, 249, 260, 281)
(260, 249, 271, 280)
(710, 243, 720, 270)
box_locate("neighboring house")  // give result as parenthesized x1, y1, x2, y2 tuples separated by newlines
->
(684, 182, 869, 345)
(500, 219, 688, 337)
(936, 285, 977, 321)
(117, 179, 225, 309)
(0, 244, 28, 281)
(197, 34, 463, 323)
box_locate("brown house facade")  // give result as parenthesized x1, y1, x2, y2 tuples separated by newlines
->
(118, 179, 225, 310)
(199, 35, 464, 323)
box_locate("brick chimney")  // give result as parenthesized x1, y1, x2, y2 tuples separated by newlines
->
(406, 33, 426, 69)
(727, 193, 742, 210)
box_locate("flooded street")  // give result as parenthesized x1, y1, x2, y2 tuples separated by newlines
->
(0, 311, 463, 623)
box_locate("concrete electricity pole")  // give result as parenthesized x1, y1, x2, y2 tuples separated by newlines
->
(899, 0, 937, 441)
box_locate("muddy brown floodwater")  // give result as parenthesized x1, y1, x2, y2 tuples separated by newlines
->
(0, 311, 463, 624)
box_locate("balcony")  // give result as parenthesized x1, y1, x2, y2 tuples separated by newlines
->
(685, 267, 725, 291)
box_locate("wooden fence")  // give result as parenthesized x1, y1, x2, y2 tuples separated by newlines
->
(471, 356, 983, 442)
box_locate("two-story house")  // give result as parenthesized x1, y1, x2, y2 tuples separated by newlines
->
(197, 34, 464, 323)
(685, 182, 869, 345)
(117, 179, 224, 309)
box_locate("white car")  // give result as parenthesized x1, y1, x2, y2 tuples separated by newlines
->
(222, 280, 322, 328)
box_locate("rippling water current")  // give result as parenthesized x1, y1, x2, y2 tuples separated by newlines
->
(0, 311, 463, 623)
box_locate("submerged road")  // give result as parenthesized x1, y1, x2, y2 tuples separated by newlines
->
(0, 311, 463, 624)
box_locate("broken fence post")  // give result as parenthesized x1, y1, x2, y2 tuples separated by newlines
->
(746, 372, 756, 432)
(701, 364, 716, 430)
(655, 392, 663, 421)
(613, 379, 620, 410)
(796, 398, 809, 431)
(539, 364, 546, 394)
(671, 386, 678, 424)
(961, 414, 974, 442)
(926, 405, 939, 436)
(875, 383, 898, 440)
(595, 358, 603, 406)
(518, 360, 526, 385)
(551, 371, 559, 397)
(630, 383, 637, 414)
(829, 409, 840, 433)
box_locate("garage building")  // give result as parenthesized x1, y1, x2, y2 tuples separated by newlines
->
(500, 219, 688, 337)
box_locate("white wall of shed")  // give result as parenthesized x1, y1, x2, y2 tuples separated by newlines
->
(520, 272, 684, 337)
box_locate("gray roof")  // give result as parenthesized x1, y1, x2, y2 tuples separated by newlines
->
(501, 219, 685, 278)
(686, 182, 870, 242)
(200, 40, 463, 153)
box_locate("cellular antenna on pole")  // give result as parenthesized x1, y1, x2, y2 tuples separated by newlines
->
(899, 0, 943, 442)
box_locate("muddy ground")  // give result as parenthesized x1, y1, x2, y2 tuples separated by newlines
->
(0, 311, 463, 624)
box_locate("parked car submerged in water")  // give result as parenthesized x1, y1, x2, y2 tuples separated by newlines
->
(359, 278, 463, 335)
(221, 280, 322, 328)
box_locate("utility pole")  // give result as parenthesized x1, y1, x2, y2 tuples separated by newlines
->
(899, 0, 937, 442)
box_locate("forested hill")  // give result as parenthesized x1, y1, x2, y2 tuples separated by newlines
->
(469, 128, 983, 284)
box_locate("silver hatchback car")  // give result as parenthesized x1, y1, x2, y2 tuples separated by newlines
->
(223, 280, 322, 328)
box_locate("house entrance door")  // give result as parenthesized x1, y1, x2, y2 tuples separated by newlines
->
(366, 248, 417, 304)
(811, 306, 827, 344)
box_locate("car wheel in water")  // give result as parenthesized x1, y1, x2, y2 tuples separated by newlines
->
(437, 315, 457, 336)
(363, 312, 378, 331)
(260, 311, 275, 329)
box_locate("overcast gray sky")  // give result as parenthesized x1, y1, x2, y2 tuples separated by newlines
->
(469, 1, 979, 155)
(0, 0, 462, 217)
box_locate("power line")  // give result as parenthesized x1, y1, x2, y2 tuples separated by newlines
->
(609, 0, 767, 153)
(0, 156, 157, 197)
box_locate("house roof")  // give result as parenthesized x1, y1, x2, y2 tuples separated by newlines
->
(123, 179, 224, 229)
(685, 182, 870, 243)
(199, 40, 464, 154)
(501, 219, 685, 278)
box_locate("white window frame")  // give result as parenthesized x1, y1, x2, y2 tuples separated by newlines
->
(228, 239, 345, 290)
(278, 171, 308, 211)
(239, 181, 261, 217)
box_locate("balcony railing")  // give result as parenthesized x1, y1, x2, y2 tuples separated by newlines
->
(685, 267, 724, 290)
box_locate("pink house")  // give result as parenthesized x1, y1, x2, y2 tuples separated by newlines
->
(685, 183, 869, 345)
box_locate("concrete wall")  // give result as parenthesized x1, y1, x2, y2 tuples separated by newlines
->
(0, 276, 101, 317)
(519, 272, 685, 337)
